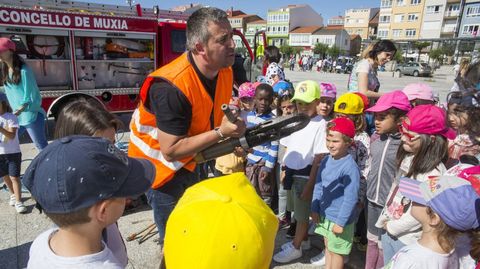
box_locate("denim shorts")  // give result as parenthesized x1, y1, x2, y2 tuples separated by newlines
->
(0, 152, 22, 177)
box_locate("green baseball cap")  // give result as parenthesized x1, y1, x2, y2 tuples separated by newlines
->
(291, 80, 320, 104)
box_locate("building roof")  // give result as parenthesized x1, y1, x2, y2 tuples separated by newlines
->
(226, 10, 246, 17)
(290, 26, 322, 34)
(369, 10, 379, 25)
(312, 28, 344, 35)
(325, 25, 344, 30)
(270, 4, 306, 11)
(248, 19, 267, 24)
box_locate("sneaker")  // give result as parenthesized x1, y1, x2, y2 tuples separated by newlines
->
(286, 222, 296, 238)
(278, 218, 290, 230)
(273, 242, 302, 263)
(15, 202, 27, 213)
(310, 251, 326, 266)
(281, 239, 311, 251)
(357, 242, 367, 252)
(9, 194, 15, 206)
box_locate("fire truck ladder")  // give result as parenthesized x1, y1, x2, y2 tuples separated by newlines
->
(0, 0, 190, 21)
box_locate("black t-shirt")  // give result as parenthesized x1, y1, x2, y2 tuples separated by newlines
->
(145, 52, 218, 136)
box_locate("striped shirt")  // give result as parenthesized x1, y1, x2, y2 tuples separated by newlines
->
(246, 110, 279, 171)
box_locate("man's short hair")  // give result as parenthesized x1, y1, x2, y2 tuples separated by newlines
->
(186, 7, 229, 52)
(45, 207, 92, 227)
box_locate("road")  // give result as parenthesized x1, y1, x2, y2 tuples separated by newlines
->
(0, 66, 456, 269)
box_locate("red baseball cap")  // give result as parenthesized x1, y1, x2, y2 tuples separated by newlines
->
(329, 117, 355, 138)
(405, 104, 456, 139)
(0, 37, 15, 53)
(458, 166, 480, 195)
(353, 92, 369, 109)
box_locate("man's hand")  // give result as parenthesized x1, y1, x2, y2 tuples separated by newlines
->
(332, 224, 344, 234)
(311, 212, 320, 224)
(233, 146, 246, 157)
(219, 115, 246, 138)
(259, 170, 270, 181)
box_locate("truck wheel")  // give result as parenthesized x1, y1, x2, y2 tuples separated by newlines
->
(413, 71, 419, 77)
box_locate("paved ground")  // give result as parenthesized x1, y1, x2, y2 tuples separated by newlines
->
(0, 66, 456, 269)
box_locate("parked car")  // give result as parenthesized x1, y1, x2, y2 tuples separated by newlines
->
(395, 62, 432, 77)
(335, 56, 354, 74)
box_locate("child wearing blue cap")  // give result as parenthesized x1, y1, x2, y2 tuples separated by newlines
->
(22, 136, 155, 268)
(384, 175, 480, 268)
(0, 93, 25, 213)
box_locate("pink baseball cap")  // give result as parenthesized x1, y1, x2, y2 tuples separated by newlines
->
(405, 104, 456, 139)
(366, 90, 411, 113)
(402, 83, 434, 101)
(0, 37, 15, 53)
(319, 83, 337, 99)
(238, 82, 255, 99)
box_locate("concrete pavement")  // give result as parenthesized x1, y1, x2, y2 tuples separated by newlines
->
(0, 65, 456, 269)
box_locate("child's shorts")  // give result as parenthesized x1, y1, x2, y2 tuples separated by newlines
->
(0, 152, 21, 177)
(292, 176, 311, 222)
(315, 217, 354, 255)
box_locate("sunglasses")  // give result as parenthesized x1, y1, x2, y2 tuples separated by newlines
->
(399, 122, 420, 141)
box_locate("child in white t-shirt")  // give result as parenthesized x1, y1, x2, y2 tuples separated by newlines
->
(384, 175, 480, 268)
(0, 93, 25, 213)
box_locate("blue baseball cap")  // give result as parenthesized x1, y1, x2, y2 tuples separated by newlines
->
(0, 92, 8, 103)
(272, 81, 292, 94)
(22, 135, 155, 214)
(399, 175, 480, 231)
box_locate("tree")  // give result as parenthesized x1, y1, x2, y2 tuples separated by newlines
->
(413, 41, 430, 62)
(280, 45, 294, 57)
(429, 48, 444, 66)
(394, 50, 404, 63)
(313, 43, 329, 59)
(328, 45, 341, 59)
(293, 47, 304, 56)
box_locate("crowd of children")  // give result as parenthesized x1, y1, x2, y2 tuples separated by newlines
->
(3, 42, 480, 268)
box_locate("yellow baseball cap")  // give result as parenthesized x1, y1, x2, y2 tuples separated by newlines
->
(334, 92, 365, 115)
(291, 80, 321, 103)
(163, 173, 278, 269)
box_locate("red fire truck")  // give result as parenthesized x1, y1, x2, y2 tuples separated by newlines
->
(0, 0, 258, 118)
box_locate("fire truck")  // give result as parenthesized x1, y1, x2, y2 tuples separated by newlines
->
(0, 0, 260, 118)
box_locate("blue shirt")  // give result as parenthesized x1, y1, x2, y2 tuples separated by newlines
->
(311, 154, 360, 227)
(4, 65, 45, 126)
(246, 110, 279, 171)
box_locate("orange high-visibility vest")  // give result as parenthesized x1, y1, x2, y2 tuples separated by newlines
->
(128, 53, 233, 189)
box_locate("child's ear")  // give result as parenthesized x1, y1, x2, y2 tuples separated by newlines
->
(429, 211, 442, 226)
(92, 200, 109, 224)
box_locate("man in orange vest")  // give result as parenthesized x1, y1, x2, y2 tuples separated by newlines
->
(128, 7, 245, 245)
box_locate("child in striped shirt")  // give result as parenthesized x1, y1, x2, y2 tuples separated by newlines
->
(245, 83, 278, 207)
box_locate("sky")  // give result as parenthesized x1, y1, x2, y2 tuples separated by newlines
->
(82, 0, 380, 21)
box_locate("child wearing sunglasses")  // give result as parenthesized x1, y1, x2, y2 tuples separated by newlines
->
(363, 90, 411, 269)
(376, 104, 456, 264)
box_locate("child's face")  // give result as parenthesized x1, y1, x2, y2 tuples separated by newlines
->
(374, 111, 401, 134)
(317, 97, 334, 117)
(296, 99, 319, 117)
(447, 103, 468, 132)
(254, 89, 273, 114)
(93, 127, 116, 143)
(399, 118, 422, 154)
(326, 130, 351, 159)
(240, 97, 254, 111)
(280, 100, 296, 115)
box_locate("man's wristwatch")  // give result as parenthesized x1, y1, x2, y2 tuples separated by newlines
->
(214, 127, 224, 139)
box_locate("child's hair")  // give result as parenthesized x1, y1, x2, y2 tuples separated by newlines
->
(327, 121, 353, 143)
(426, 207, 459, 253)
(341, 113, 366, 134)
(470, 229, 480, 261)
(264, 45, 280, 64)
(0, 100, 12, 113)
(255, 83, 274, 97)
(276, 88, 295, 116)
(45, 207, 91, 227)
(447, 90, 480, 144)
(54, 99, 123, 139)
(386, 107, 408, 122)
(396, 134, 448, 177)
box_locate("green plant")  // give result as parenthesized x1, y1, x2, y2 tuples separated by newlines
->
(293, 47, 304, 55)
(413, 41, 430, 62)
(394, 50, 404, 63)
(280, 45, 294, 57)
(429, 48, 444, 65)
(313, 43, 329, 58)
(328, 45, 341, 59)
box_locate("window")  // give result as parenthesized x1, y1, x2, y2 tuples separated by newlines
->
(378, 29, 389, 37)
(407, 13, 419, 21)
(448, 4, 459, 12)
(394, 14, 404, 22)
(392, 29, 402, 37)
(171, 30, 186, 53)
(462, 24, 480, 36)
(283, 26, 287, 33)
(379, 15, 391, 23)
(396, 0, 405, 6)
(267, 26, 270, 32)
(410, 0, 421, 5)
(405, 29, 416, 37)
(381, 0, 392, 8)
(466, 6, 480, 17)
(426, 5, 442, 14)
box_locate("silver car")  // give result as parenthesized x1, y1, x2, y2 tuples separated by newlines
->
(395, 62, 432, 77)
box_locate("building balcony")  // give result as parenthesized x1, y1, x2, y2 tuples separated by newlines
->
(446, 0, 460, 3)
(442, 26, 456, 34)
(444, 11, 460, 18)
